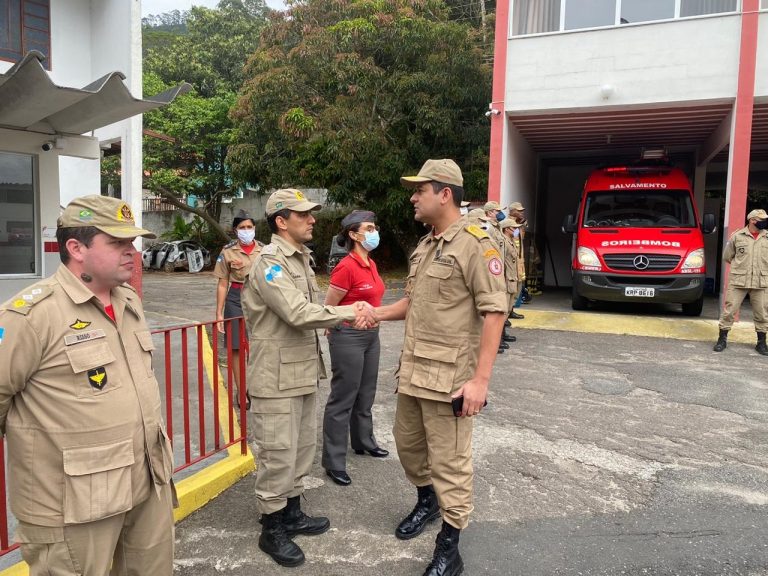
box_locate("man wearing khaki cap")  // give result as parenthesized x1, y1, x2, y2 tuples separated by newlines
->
(241, 189, 376, 567)
(714, 208, 768, 355)
(0, 195, 175, 575)
(374, 159, 507, 576)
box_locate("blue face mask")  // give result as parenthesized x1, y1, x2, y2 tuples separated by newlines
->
(361, 230, 380, 251)
(495, 211, 506, 222)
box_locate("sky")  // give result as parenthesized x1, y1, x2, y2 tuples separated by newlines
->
(141, 0, 285, 17)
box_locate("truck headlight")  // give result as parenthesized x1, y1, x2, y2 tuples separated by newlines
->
(577, 247, 601, 269)
(681, 248, 705, 270)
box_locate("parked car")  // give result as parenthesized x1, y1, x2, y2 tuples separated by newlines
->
(142, 240, 211, 273)
(327, 241, 348, 275)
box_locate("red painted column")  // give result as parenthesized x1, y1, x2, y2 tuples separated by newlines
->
(721, 0, 760, 301)
(486, 0, 510, 203)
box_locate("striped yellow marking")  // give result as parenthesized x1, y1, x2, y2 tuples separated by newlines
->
(516, 309, 756, 344)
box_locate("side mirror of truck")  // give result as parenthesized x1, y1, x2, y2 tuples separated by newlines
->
(562, 214, 577, 234)
(701, 213, 717, 234)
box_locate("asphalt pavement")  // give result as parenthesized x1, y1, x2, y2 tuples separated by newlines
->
(141, 271, 768, 576)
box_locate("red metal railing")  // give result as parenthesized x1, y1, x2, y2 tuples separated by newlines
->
(0, 317, 248, 557)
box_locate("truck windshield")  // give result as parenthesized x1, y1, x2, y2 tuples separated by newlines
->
(583, 190, 696, 228)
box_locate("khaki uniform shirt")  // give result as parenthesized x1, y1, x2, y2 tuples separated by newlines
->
(502, 235, 520, 293)
(241, 234, 357, 398)
(0, 266, 173, 527)
(398, 216, 507, 403)
(723, 226, 768, 289)
(213, 240, 262, 284)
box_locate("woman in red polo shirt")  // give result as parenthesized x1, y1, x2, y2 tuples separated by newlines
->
(213, 209, 260, 409)
(322, 210, 386, 486)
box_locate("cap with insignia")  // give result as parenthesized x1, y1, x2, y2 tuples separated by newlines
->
(265, 189, 321, 217)
(58, 195, 156, 239)
(499, 219, 523, 230)
(400, 159, 463, 188)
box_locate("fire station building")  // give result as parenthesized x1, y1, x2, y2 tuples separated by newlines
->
(488, 0, 768, 293)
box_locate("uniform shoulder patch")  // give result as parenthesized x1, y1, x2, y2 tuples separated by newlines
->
(465, 224, 489, 240)
(2, 285, 53, 315)
(260, 243, 278, 256)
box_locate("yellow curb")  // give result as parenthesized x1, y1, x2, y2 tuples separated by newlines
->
(0, 327, 255, 576)
(516, 309, 757, 344)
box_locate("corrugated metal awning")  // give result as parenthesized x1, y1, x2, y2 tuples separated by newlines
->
(0, 51, 191, 135)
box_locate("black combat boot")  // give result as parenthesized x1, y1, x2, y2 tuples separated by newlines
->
(422, 521, 464, 576)
(713, 329, 728, 352)
(395, 484, 441, 540)
(502, 327, 516, 343)
(756, 332, 768, 356)
(258, 509, 305, 567)
(283, 495, 330, 536)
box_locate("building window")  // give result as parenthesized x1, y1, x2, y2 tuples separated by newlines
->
(680, 0, 738, 17)
(512, 0, 742, 36)
(761, 0, 767, 8)
(512, 0, 561, 35)
(0, 151, 36, 276)
(564, 0, 615, 30)
(0, 0, 51, 67)
(620, 0, 675, 24)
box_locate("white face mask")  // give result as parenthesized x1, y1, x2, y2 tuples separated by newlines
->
(460, 207, 469, 216)
(237, 229, 256, 245)
(512, 228, 520, 238)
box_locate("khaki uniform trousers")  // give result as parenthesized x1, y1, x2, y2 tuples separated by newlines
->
(252, 392, 317, 514)
(17, 483, 174, 576)
(718, 286, 768, 332)
(394, 394, 474, 530)
(507, 286, 518, 315)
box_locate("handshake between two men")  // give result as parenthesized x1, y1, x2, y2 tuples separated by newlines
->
(351, 301, 379, 329)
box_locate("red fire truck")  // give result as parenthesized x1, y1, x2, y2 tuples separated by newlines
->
(562, 152, 716, 316)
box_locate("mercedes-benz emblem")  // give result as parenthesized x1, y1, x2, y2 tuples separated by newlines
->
(633, 255, 650, 270)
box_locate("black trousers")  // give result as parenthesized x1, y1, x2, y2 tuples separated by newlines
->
(322, 326, 381, 471)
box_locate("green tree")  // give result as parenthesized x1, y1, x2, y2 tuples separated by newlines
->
(228, 0, 492, 253)
(141, 0, 269, 242)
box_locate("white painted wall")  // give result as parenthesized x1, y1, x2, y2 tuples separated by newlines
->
(502, 122, 537, 221)
(505, 15, 742, 112)
(755, 12, 768, 97)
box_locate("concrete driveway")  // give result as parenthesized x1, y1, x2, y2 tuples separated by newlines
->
(141, 271, 768, 576)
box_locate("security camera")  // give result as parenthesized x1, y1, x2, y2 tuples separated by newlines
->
(485, 109, 501, 117)
(41, 141, 54, 151)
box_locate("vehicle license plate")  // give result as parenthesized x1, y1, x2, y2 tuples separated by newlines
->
(624, 287, 655, 297)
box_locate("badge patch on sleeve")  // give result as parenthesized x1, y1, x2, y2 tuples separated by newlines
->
(88, 367, 108, 390)
(483, 248, 500, 259)
(264, 264, 283, 283)
(488, 258, 503, 276)
(0, 327, 5, 345)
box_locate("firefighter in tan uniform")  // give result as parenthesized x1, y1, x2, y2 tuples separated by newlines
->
(374, 160, 507, 576)
(0, 195, 174, 576)
(499, 218, 524, 325)
(240, 189, 375, 567)
(214, 209, 262, 408)
(714, 208, 768, 355)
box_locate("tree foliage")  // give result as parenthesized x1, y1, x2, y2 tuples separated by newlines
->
(141, 0, 270, 242)
(228, 0, 492, 252)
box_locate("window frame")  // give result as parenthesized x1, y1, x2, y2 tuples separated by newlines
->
(0, 0, 51, 69)
(0, 149, 40, 279)
(511, 0, 742, 37)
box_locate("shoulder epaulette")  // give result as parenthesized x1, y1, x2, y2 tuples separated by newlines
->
(465, 224, 489, 240)
(256, 240, 265, 248)
(223, 239, 237, 249)
(1, 285, 54, 315)
(260, 243, 278, 256)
